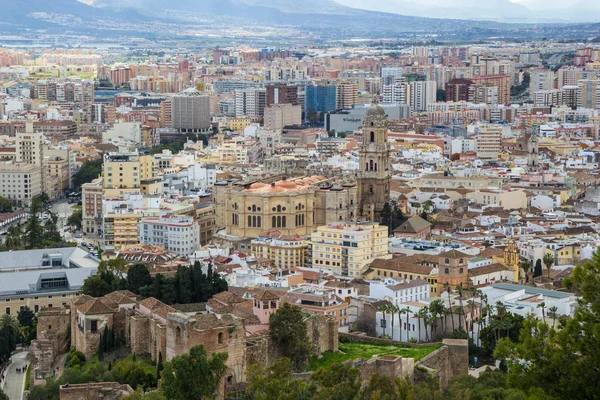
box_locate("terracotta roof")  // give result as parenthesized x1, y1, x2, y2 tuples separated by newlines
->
(438, 250, 471, 259)
(468, 263, 510, 276)
(370, 259, 434, 275)
(387, 278, 429, 291)
(254, 290, 279, 301)
(77, 298, 115, 315)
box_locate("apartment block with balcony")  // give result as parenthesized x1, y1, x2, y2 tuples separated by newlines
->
(139, 214, 200, 257)
(102, 193, 145, 251)
(311, 222, 388, 277)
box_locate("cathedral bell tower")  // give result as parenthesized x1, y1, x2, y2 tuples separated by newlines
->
(358, 101, 391, 222)
(527, 124, 540, 169)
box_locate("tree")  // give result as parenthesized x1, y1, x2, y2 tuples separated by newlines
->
(428, 299, 446, 340)
(269, 303, 311, 370)
(82, 274, 112, 297)
(18, 306, 36, 344)
(5, 225, 22, 249)
(378, 304, 389, 338)
(0, 314, 19, 363)
(415, 308, 428, 342)
(24, 197, 44, 249)
(127, 264, 153, 294)
(161, 345, 228, 400)
(548, 305, 558, 329)
(519, 258, 532, 281)
(401, 307, 411, 342)
(388, 304, 399, 341)
(443, 283, 455, 333)
(0, 388, 8, 400)
(67, 209, 82, 230)
(311, 363, 361, 400)
(72, 158, 103, 190)
(360, 373, 398, 400)
(543, 253, 554, 279)
(436, 88, 446, 102)
(537, 301, 546, 321)
(0, 196, 12, 213)
(246, 357, 316, 400)
(353, 313, 376, 337)
(456, 284, 465, 330)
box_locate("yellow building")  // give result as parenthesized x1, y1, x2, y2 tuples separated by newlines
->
(226, 117, 252, 132)
(368, 258, 440, 297)
(251, 232, 308, 269)
(102, 193, 145, 251)
(102, 150, 155, 193)
(311, 222, 388, 277)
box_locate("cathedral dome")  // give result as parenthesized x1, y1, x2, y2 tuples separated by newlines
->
(362, 102, 387, 127)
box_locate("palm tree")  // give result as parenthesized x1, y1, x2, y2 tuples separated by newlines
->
(519, 258, 531, 282)
(401, 307, 411, 342)
(443, 282, 455, 332)
(416, 308, 428, 342)
(543, 253, 554, 280)
(379, 304, 389, 338)
(548, 305, 558, 328)
(389, 304, 399, 341)
(456, 284, 465, 331)
(428, 299, 446, 340)
(495, 301, 506, 342)
(537, 301, 546, 322)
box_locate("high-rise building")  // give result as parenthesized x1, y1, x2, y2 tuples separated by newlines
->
(0, 162, 42, 208)
(305, 83, 337, 114)
(529, 69, 555, 97)
(577, 79, 600, 109)
(475, 124, 503, 162)
(446, 78, 474, 102)
(234, 88, 267, 118)
(311, 222, 388, 277)
(171, 89, 211, 132)
(381, 77, 408, 104)
(139, 215, 200, 256)
(266, 85, 299, 106)
(335, 81, 359, 110)
(82, 178, 103, 237)
(357, 102, 390, 222)
(409, 80, 437, 112)
(470, 75, 511, 105)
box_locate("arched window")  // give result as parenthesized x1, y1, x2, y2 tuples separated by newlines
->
(272, 216, 276, 227)
(365, 163, 369, 171)
(444, 268, 449, 274)
(252, 216, 257, 227)
(369, 160, 374, 171)
(369, 185, 373, 194)
(175, 326, 182, 342)
(370, 131, 375, 142)
(445, 258, 450, 264)
(257, 216, 261, 227)
(252, 205, 257, 212)
(374, 163, 378, 172)
(295, 215, 299, 225)
(459, 268, 464, 274)
(277, 205, 282, 212)
(232, 213, 236, 224)
(218, 332, 224, 344)
(371, 121, 374, 127)
(459, 258, 464, 264)
(248, 215, 252, 226)
(282, 216, 286, 228)
(339, 203, 342, 209)
(301, 214, 305, 225)
(277, 216, 281, 227)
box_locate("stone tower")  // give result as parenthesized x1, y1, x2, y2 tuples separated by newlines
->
(358, 101, 391, 222)
(527, 125, 539, 169)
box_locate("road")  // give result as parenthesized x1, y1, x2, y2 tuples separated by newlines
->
(2, 352, 29, 400)
(51, 201, 76, 240)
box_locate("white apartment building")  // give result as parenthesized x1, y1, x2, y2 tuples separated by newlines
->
(234, 88, 266, 118)
(139, 215, 200, 257)
(409, 80, 437, 112)
(0, 162, 42, 207)
(369, 278, 430, 307)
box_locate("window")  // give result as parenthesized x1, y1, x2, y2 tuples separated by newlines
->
(91, 320, 98, 333)
(4, 307, 9, 315)
(218, 332, 224, 344)
(370, 131, 375, 142)
(380, 318, 386, 328)
(459, 268, 464, 274)
(445, 268, 449, 274)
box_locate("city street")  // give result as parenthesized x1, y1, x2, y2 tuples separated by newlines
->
(2, 351, 29, 400)
(51, 201, 76, 241)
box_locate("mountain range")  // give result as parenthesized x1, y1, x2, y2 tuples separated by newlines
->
(1, 0, 600, 39)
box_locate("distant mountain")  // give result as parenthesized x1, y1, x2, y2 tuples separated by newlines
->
(0, 0, 144, 29)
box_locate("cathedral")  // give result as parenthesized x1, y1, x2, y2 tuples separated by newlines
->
(213, 103, 391, 239)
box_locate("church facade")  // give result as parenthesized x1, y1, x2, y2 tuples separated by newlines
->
(213, 103, 391, 238)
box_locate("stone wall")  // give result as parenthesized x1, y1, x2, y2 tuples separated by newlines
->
(340, 332, 442, 347)
(416, 338, 468, 389)
(59, 382, 133, 400)
(306, 314, 338, 354)
(31, 308, 71, 380)
(129, 315, 150, 357)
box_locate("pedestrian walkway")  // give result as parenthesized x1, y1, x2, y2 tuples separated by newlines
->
(3, 352, 29, 400)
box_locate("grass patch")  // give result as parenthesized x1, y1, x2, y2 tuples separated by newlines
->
(24, 364, 31, 390)
(308, 341, 442, 371)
